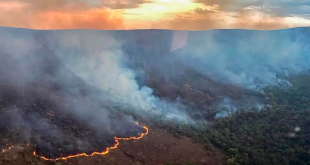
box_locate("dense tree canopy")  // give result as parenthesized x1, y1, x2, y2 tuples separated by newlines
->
(206, 74, 310, 165)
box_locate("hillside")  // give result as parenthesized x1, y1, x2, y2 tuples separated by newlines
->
(0, 27, 310, 164)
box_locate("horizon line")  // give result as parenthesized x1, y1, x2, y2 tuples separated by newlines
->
(0, 25, 309, 32)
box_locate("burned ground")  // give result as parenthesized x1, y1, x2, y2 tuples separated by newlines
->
(0, 38, 146, 159)
(0, 126, 225, 165)
(0, 28, 268, 164)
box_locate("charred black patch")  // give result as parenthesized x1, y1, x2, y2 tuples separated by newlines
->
(0, 35, 145, 159)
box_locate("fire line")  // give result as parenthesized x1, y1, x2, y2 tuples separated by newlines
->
(1, 122, 149, 161)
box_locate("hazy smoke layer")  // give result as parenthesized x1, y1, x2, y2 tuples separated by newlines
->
(175, 29, 310, 89)
(214, 97, 265, 118)
(48, 30, 192, 123)
(2, 27, 310, 153)
(0, 28, 195, 156)
(0, 28, 151, 157)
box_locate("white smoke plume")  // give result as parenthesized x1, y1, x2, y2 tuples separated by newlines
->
(48, 30, 193, 124)
(174, 29, 310, 90)
(0, 27, 194, 157)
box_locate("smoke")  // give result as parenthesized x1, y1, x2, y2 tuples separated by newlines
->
(2, 26, 309, 155)
(174, 29, 310, 90)
(0, 27, 194, 156)
(214, 98, 237, 119)
(48, 30, 192, 123)
(111, 29, 310, 119)
(214, 97, 265, 118)
(0, 28, 125, 156)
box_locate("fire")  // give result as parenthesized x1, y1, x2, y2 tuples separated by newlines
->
(0, 123, 148, 161)
(33, 122, 149, 161)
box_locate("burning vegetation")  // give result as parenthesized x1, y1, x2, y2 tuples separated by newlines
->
(33, 123, 148, 161)
(1, 123, 148, 161)
(2, 27, 310, 165)
(0, 29, 150, 161)
(0, 66, 149, 160)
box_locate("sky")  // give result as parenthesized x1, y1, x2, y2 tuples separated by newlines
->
(1, 0, 310, 30)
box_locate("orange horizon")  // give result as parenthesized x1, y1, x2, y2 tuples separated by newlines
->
(1, 0, 310, 31)
(1, 25, 310, 31)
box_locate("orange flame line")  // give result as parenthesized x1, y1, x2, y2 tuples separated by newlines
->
(33, 123, 149, 161)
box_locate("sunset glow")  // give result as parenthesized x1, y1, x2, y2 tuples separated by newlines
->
(0, 0, 309, 30)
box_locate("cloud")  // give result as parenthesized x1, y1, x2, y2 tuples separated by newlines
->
(31, 9, 124, 30)
(0, 0, 310, 30)
(194, 0, 310, 16)
(149, 9, 310, 30)
(5, 0, 87, 12)
(227, 10, 294, 29)
(194, 0, 260, 11)
(0, 0, 124, 30)
(101, 0, 151, 9)
(162, 17, 219, 30)
(194, 7, 216, 14)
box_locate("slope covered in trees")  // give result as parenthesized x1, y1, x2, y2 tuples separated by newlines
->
(205, 74, 310, 165)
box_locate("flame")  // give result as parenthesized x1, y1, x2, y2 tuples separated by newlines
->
(33, 122, 149, 161)
(0, 123, 148, 161)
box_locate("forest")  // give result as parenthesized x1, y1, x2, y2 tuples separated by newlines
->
(1, 27, 310, 165)
(206, 74, 310, 165)
(151, 73, 310, 165)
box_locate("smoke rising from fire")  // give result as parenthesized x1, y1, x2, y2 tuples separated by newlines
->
(0, 27, 193, 156)
(47, 30, 193, 123)
(173, 29, 310, 90)
(0, 28, 140, 157)
(2, 26, 310, 156)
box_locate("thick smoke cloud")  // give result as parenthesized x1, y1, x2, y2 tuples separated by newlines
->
(48, 30, 192, 123)
(0, 27, 193, 156)
(2, 26, 310, 155)
(0, 28, 149, 156)
(174, 29, 310, 90)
